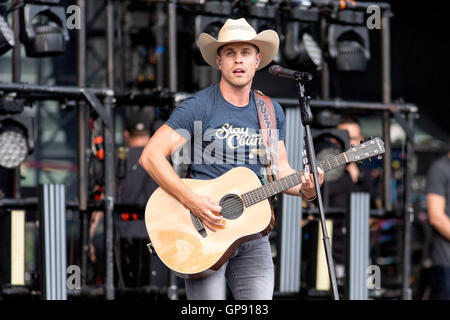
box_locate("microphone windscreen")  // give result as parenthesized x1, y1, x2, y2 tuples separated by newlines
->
(268, 65, 281, 75)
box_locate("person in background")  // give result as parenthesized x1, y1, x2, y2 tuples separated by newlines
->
(325, 114, 377, 285)
(118, 110, 159, 206)
(426, 138, 450, 300)
(89, 109, 160, 286)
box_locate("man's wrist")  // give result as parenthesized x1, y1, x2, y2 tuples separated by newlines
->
(300, 188, 317, 201)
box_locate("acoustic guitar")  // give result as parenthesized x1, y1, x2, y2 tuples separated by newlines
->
(145, 137, 385, 279)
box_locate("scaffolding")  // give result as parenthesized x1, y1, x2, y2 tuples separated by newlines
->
(0, 0, 418, 300)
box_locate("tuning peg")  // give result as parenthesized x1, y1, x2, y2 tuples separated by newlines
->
(369, 136, 374, 140)
(360, 139, 364, 144)
(351, 144, 355, 148)
(377, 155, 383, 160)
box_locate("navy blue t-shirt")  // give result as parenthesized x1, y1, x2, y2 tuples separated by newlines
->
(166, 83, 286, 182)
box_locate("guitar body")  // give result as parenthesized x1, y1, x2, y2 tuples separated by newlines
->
(144, 137, 386, 280)
(144, 167, 273, 279)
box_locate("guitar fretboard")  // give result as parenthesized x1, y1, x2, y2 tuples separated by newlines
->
(241, 152, 348, 207)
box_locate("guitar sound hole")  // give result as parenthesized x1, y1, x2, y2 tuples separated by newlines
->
(219, 194, 244, 220)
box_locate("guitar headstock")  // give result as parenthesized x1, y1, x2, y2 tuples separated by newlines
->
(345, 137, 385, 163)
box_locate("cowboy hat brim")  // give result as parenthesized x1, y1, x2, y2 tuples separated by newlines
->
(198, 29, 279, 70)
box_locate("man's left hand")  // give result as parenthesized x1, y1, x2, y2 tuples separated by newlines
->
(300, 166, 324, 200)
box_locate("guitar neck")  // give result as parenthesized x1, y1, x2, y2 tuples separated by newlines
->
(241, 152, 349, 207)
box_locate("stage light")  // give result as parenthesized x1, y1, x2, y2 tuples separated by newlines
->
(0, 7, 15, 56)
(244, 2, 279, 65)
(29, 0, 61, 4)
(0, 126, 28, 169)
(193, 1, 231, 65)
(20, 1, 69, 57)
(0, 95, 34, 169)
(312, 128, 349, 182)
(0, 93, 25, 114)
(0, 116, 34, 169)
(282, 5, 322, 72)
(311, 110, 350, 182)
(328, 10, 370, 72)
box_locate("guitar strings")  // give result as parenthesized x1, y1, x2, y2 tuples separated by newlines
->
(216, 152, 350, 213)
(218, 172, 303, 212)
(222, 148, 375, 211)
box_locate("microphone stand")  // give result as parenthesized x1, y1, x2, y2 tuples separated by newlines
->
(296, 76, 340, 300)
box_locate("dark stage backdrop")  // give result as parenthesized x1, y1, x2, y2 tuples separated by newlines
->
(52, 0, 450, 141)
(253, 0, 449, 141)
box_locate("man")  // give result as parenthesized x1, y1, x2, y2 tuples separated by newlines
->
(329, 115, 377, 207)
(321, 115, 377, 284)
(139, 18, 324, 300)
(426, 143, 450, 300)
(90, 111, 161, 286)
(338, 116, 367, 184)
(118, 110, 159, 206)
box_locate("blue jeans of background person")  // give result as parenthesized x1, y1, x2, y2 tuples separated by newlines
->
(184, 235, 274, 300)
(430, 266, 450, 300)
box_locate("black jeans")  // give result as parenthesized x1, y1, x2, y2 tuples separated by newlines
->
(430, 266, 450, 300)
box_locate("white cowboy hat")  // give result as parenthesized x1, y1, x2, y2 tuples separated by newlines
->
(198, 18, 279, 70)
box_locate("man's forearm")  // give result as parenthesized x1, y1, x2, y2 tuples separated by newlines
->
(139, 152, 194, 207)
(430, 211, 450, 241)
(277, 167, 302, 196)
(427, 193, 450, 241)
(278, 167, 318, 200)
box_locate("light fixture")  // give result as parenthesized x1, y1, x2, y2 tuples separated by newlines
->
(244, 1, 279, 65)
(20, 0, 69, 57)
(311, 110, 350, 182)
(0, 93, 34, 169)
(0, 125, 28, 168)
(282, 5, 322, 73)
(0, 116, 34, 169)
(328, 10, 370, 72)
(193, 1, 231, 65)
(29, 0, 61, 4)
(312, 128, 350, 182)
(0, 5, 14, 56)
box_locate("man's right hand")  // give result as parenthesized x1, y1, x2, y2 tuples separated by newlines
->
(185, 193, 225, 232)
(139, 124, 225, 232)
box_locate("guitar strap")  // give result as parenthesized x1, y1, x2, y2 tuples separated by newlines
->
(253, 90, 278, 184)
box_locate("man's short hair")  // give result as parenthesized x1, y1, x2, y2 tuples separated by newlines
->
(339, 114, 361, 128)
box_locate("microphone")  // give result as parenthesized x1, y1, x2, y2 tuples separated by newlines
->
(268, 65, 313, 82)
